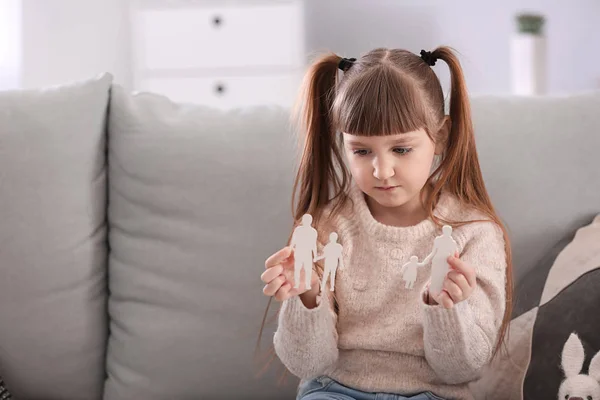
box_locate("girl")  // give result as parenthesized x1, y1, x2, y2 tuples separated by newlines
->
(260, 46, 512, 400)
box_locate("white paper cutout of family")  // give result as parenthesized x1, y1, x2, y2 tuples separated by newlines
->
(402, 225, 458, 295)
(290, 213, 457, 296)
(290, 214, 344, 292)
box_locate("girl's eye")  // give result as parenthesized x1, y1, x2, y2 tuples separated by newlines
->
(393, 147, 413, 155)
(353, 149, 369, 156)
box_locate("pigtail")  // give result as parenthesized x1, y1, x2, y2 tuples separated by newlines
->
(428, 47, 486, 207)
(430, 46, 513, 357)
(255, 53, 347, 381)
(291, 53, 348, 227)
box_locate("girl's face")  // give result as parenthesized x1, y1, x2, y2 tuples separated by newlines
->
(343, 129, 441, 218)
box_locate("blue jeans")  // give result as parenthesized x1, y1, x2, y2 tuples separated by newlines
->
(297, 376, 446, 400)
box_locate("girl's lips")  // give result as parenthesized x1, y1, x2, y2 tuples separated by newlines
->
(375, 185, 399, 191)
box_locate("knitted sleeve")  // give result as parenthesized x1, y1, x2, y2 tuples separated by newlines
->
(273, 292, 339, 379)
(421, 221, 507, 384)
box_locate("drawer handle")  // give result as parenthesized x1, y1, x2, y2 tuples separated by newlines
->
(214, 83, 226, 95)
(212, 15, 223, 27)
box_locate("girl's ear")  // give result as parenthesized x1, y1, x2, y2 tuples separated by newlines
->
(434, 116, 452, 155)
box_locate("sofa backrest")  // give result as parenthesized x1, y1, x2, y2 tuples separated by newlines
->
(102, 86, 600, 399)
(470, 92, 600, 282)
(0, 74, 112, 399)
(103, 86, 298, 400)
(1, 73, 599, 399)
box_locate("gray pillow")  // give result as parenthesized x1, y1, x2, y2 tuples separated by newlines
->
(105, 86, 298, 399)
(0, 73, 112, 399)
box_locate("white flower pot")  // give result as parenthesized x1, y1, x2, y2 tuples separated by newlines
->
(510, 34, 546, 95)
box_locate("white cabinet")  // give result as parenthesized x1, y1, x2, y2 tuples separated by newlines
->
(142, 74, 301, 109)
(130, 0, 305, 109)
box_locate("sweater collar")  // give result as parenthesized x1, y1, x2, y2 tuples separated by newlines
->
(348, 181, 456, 242)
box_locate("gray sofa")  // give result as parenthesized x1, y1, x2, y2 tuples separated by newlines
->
(0, 73, 598, 400)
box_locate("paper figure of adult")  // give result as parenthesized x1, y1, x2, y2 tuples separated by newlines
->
(400, 256, 426, 289)
(290, 214, 318, 290)
(314, 232, 344, 292)
(421, 225, 458, 296)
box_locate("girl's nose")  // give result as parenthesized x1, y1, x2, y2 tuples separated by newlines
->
(373, 156, 395, 180)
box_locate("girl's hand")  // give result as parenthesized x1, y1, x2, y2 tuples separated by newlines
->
(429, 252, 476, 309)
(261, 246, 320, 303)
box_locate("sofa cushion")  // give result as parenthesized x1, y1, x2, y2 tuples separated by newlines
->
(471, 91, 600, 283)
(105, 87, 298, 399)
(0, 73, 112, 399)
(469, 214, 600, 399)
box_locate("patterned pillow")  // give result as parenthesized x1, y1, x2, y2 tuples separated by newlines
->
(470, 214, 600, 400)
(0, 376, 12, 399)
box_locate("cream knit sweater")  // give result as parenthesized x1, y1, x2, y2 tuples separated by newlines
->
(273, 184, 507, 400)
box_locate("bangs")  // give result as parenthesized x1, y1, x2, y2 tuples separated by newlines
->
(332, 66, 433, 137)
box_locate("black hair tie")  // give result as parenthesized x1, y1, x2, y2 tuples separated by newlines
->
(338, 57, 356, 72)
(420, 50, 437, 66)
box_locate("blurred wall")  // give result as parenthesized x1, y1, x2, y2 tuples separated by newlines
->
(18, 0, 600, 94)
(20, 0, 132, 89)
(0, 0, 21, 89)
(305, 0, 600, 95)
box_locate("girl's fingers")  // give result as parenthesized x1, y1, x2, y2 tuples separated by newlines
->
(274, 282, 292, 302)
(437, 291, 454, 309)
(261, 265, 283, 284)
(447, 255, 476, 287)
(443, 280, 463, 303)
(262, 275, 286, 296)
(265, 247, 293, 269)
(447, 270, 470, 292)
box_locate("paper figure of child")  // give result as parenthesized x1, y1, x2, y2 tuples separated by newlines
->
(290, 214, 318, 290)
(400, 256, 426, 289)
(420, 225, 458, 296)
(314, 232, 344, 292)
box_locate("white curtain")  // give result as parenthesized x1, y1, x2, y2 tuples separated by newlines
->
(0, 0, 21, 90)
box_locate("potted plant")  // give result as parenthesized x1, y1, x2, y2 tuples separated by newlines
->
(511, 12, 547, 95)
